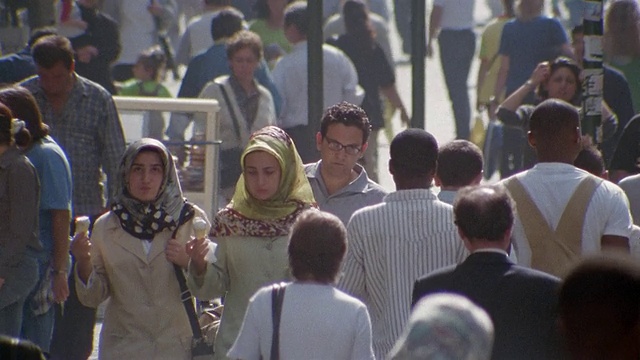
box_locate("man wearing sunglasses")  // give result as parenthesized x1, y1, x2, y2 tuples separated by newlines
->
(304, 102, 387, 225)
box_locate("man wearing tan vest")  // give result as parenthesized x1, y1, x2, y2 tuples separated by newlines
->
(500, 99, 631, 277)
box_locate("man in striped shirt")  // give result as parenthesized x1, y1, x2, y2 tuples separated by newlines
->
(339, 129, 467, 359)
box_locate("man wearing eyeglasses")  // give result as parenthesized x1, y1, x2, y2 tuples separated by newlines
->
(304, 102, 387, 225)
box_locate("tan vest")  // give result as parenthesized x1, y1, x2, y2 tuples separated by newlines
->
(504, 176, 602, 278)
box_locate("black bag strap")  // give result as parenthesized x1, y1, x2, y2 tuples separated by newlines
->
(270, 283, 286, 360)
(170, 204, 204, 341)
(218, 83, 242, 141)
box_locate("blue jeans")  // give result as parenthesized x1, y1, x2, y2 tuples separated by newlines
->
(393, 0, 412, 54)
(0, 255, 39, 337)
(438, 29, 476, 140)
(21, 257, 56, 352)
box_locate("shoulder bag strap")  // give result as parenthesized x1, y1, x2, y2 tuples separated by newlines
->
(218, 83, 242, 142)
(270, 283, 287, 360)
(170, 205, 204, 341)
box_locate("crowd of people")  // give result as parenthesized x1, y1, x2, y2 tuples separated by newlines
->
(0, 0, 640, 360)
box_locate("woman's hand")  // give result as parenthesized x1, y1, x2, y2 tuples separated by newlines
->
(186, 237, 211, 276)
(70, 233, 92, 283)
(166, 238, 190, 268)
(71, 233, 91, 262)
(529, 61, 550, 87)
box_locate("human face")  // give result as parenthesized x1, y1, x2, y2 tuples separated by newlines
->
(127, 151, 164, 202)
(229, 47, 259, 83)
(37, 61, 74, 97)
(316, 123, 367, 178)
(545, 67, 579, 103)
(243, 150, 281, 201)
(132, 61, 153, 82)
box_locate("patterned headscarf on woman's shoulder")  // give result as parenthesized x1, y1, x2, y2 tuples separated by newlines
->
(212, 126, 317, 237)
(111, 138, 193, 240)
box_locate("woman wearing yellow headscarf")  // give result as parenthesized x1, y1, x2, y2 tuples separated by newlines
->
(186, 126, 316, 359)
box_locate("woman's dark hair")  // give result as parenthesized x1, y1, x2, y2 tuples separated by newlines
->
(536, 56, 582, 105)
(0, 86, 49, 142)
(343, 0, 375, 49)
(288, 210, 347, 283)
(226, 30, 263, 61)
(0, 102, 31, 147)
(253, 0, 271, 19)
(137, 46, 166, 81)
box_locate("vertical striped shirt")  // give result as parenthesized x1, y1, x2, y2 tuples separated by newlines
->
(338, 189, 467, 359)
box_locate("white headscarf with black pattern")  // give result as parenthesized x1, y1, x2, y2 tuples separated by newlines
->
(111, 138, 192, 240)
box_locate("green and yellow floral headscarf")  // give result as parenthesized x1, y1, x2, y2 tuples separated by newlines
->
(213, 126, 316, 237)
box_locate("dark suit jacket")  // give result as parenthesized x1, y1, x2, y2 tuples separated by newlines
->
(412, 252, 564, 360)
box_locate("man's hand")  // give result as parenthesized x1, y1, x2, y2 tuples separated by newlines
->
(52, 272, 70, 303)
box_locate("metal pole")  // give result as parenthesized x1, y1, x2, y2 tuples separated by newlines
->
(581, 0, 604, 143)
(308, 0, 324, 134)
(410, 0, 426, 129)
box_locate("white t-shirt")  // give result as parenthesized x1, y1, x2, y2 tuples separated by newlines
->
(228, 282, 374, 360)
(433, 0, 476, 30)
(502, 163, 632, 267)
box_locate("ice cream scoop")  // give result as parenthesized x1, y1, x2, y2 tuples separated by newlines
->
(75, 216, 91, 236)
(192, 217, 208, 239)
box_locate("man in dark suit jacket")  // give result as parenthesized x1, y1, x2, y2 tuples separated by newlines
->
(412, 185, 564, 360)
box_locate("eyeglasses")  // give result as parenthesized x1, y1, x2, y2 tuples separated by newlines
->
(324, 136, 362, 155)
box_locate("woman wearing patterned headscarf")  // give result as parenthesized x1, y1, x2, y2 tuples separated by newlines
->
(186, 126, 316, 360)
(70, 138, 211, 360)
(0, 102, 39, 337)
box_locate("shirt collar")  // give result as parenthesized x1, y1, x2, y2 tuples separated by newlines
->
(472, 248, 509, 257)
(307, 160, 372, 196)
(384, 188, 438, 202)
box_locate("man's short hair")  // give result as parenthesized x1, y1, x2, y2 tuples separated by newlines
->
(574, 145, 605, 177)
(288, 210, 347, 283)
(437, 140, 483, 187)
(31, 35, 74, 70)
(454, 185, 515, 242)
(529, 99, 580, 141)
(210, 7, 245, 42)
(284, 1, 308, 36)
(226, 30, 263, 60)
(320, 102, 371, 144)
(205, 0, 231, 5)
(27, 27, 57, 48)
(390, 129, 438, 178)
(559, 256, 640, 359)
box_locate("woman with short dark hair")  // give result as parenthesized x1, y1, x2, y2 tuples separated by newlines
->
(227, 210, 374, 360)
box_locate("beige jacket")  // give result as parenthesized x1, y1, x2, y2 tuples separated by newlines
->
(76, 206, 210, 360)
(187, 235, 292, 360)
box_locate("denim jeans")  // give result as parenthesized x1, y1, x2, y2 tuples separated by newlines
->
(438, 29, 476, 140)
(0, 254, 39, 337)
(393, 0, 413, 55)
(21, 257, 56, 352)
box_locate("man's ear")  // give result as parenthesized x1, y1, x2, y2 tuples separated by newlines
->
(472, 172, 483, 185)
(359, 142, 368, 157)
(434, 175, 443, 187)
(527, 131, 536, 149)
(388, 159, 394, 175)
(70, 60, 75, 73)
